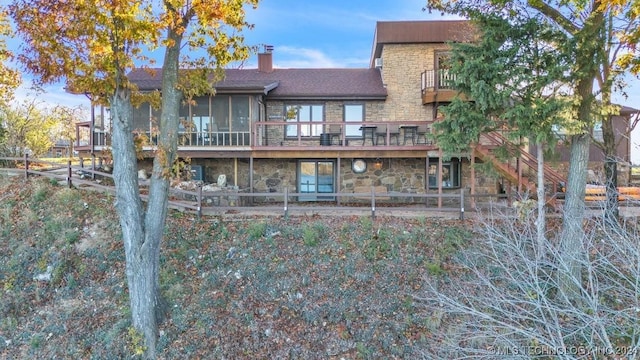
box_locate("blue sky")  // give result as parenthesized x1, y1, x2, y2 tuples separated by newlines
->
(13, 0, 457, 107)
(241, 0, 457, 68)
(11, 0, 640, 161)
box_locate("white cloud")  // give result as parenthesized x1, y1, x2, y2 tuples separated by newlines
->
(272, 46, 362, 68)
(13, 81, 90, 111)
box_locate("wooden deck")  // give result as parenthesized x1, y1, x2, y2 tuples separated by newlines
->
(75, 120, 437, 159)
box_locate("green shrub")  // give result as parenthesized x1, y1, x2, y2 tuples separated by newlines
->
(32, 186, 48, 205)
(363, 228, 394, 261)
(65, 230, 80, 245)
(302, 224, 318, 246)
(247, 221, 267, 240)
(425, 261, 445, 276)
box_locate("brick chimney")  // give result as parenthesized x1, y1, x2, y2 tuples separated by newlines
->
(258, 45, 274, 73)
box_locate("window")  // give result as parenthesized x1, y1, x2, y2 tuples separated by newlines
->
(344, 104, 364, 137)
(286, 105, 323, 137)
(428, 158, 460, 188)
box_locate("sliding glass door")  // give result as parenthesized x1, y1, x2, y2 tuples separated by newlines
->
(298, 160, 335, 201)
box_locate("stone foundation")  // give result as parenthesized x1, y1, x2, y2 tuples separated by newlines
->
(135, 157, 552, 204)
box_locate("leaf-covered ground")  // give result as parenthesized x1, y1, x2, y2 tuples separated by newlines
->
(0, 176, 474, 359)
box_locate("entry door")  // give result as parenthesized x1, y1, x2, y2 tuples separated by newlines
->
(298, 160, 335, 201)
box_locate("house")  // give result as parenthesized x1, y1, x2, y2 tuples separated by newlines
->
(45, 139, 72, 158)
(73, 20, 637, 206)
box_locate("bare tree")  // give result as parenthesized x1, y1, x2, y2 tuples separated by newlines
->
(415, 208, 640, 359)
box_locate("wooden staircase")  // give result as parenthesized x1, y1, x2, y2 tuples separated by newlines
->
(473, 132, 566, 198)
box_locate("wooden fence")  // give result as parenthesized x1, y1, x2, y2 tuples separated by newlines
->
(0, 155, 482, 220)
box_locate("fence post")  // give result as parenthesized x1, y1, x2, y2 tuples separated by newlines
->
(91, 154, 96, 180)
(196, 184, 202, 219)
(24, 153, 29, 180)
(371, 186, 376, 220)
(67, 160, 72, 188)
(284, 187, 289, 218)
(459, 188, 465, 221)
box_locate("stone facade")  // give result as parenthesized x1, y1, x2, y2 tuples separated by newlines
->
(141, 155, 506, 202)
(379, 43, 448, 122)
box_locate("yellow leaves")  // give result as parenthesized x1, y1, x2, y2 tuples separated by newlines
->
(0, 10, 20, 104)
(10, 0, 162, 96)
(89, 40, 113, 57)
(597, 103, 621, 117)
(11, 0, 258, 100)
(192, 0, 257, 29)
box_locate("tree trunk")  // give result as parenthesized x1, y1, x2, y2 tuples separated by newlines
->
(601, 111, 619, 225)
(603, 155, 618, 224)
(130, 26, 184, 359)
(535, 142, 546, 259)
(558, 73, 594, 299)
(109, 87, 159, 358)
(558, 85, 592, 299)
(559, 133, 590, 268)
(557, 7, 603, 299)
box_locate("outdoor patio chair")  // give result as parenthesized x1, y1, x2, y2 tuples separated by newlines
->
(327, 123, 343, 145)
(388, 124, 400, 145)
(375, 124, 388, 145)
(416, 124, 432, 145)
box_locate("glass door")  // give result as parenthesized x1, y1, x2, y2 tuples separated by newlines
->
(317, 161, 335, 200)
(299, 162, 317, 201)
(298, 160, 335, 201)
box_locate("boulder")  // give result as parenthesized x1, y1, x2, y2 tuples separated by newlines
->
(217, 174, 227, 187)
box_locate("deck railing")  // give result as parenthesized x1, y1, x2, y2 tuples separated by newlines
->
(75, 120, 435, 150)
(421, 69, 456, 93)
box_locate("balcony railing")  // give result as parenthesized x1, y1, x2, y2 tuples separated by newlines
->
(421, 69, 456, 93)
(75, 120, 435, 151)
(253, 121, 433, 147)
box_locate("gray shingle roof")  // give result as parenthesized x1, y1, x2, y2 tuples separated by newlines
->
(128, 67, 387, 100)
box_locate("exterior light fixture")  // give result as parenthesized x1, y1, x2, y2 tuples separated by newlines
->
(373, 158, 383, 170)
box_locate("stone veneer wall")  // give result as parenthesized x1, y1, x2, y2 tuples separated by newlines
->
(341, 158, 426, 193)
(139, 156, 506, 199)
(135, 157, 631, 198)
(251, 159, 297, 194)
(379, 43, 449, 121)
(191, 159, 251, 188)
(468, 159, 502, 195)
(246, 158, 495, 198)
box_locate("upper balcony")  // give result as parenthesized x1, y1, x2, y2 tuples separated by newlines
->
(74, 120, 437, 159)
(421, 69, 461, 104)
